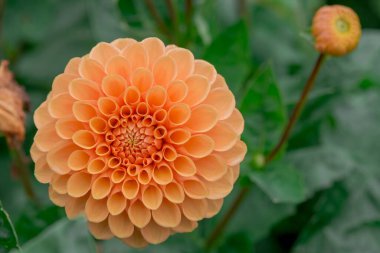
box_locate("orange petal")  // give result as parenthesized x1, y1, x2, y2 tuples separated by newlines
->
(215, 140, 247, 166)
(152, 198, 181, 228)
(79, 58, 105, 83)
(123, 86, 141, 106)
(206, 122, 239, 152)
(162, 144, 177, 162)
(91, 176, 112, 199)
(51, 73, 77, 95)
(142, 185, 163, 210)
(181, 134, 214, 158)
(195, 154, 227, 181)
(46, 141, 77, 174)
(153, 126, 167, 140)
(194, 60, 217, 83)
(72, 130, 98, 149)
(89, 42, 119, 65)
(51, 174, 70, 194)
(211, 74, 228, 89)
(48, 92, 75, 118)
(68, 150, 90, 171)
(55, 117, 84, 139)
(141, 37, 165, 67)
(182, 178, 208, 199)
(34, 102, 54, 129)
(88, 220, 114, 240)
(231, 164, 240, 182)
(72, 101, 98, 122)
(153, 56, 176, 86)
(138, 168, 152, 185)
(64, 57, 81, 76)
(108, 212, 134, 238)
(121, 230, 148, 248)
(65, 194, 88, 219)
(111, 38, 137, 50)
(221, 108, 244, 135)
(122, 178, 140, 200)
(131, 68, 153, 94)
(172, 155, 196, 177)
(35, 157, 53, 183)
(69, 78, 100, 100)
(120, 105, 133, 118)
(183, 75, 210, 107)
(98, 97, 119, 116)
(34, 123, 61, 152)
(203, 88, 235, 120)
(167, 80, 188, 103)
(163, 181, 185, 204)
(145, 85, 167, 109)
(167, 103, 191, 126)
(87, 157, 108, 174)
(152, 163, 173, 185)
(48, 186, 67, 207)
(141, 220, 170, 244)
(89, 117, 108, 134)
(167, 48, 194, 80)
(206, 169, 234, 199)
(152, 109, 167, 124)
(111, 168, 126, 184)
(101, 74, 127, 97)
(186, 105, 218, 132)
(105, 55, 131, 80)
(205, 198, 223, 218)
(122, 43, 148, 70)
(85, 196, 109, 222)
(30, 143, 44, 162)
(67, 172, 92, 197)
(172, 215, 197, 233)
(181, 197, 207, 221)
(128, 200, 151, 228)
(167, 128, 191, 145)
(107, 192, 127, 215)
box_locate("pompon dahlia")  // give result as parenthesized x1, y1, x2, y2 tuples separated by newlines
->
(312, 5, 361, 56)
(30, 38, 247, 248)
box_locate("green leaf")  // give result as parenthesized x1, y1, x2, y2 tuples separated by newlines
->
(203, 20, 251, 95)
(11, 218, 96, 253)
(250, 163, 306, 204)
(0, 201, 21, 252)
(240, 64, 286, 155)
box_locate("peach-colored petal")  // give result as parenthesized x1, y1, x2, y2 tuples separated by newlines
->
(79, 57, 105, 83)
(35, 157, 54, 183)
(64, 57, 81, 75)
(98, 97, 119, 116)
(210, 74, 228, 89)
(88, 220, 114, 240)
(111, 38, 137, 50)
(51, 73, 77, 95)
(89, 117, 108, 134)
(205, 198, 223, 218)
(162, 144, 177, 162)
(163, 181, 185, 204)
(34, 102, 54, 129)
(87, 157, 108, 174)
(181, 197, 207, 221)
(108, 212, 134, 238)
(68, 150, 90, 171)
(89, 42, 119, 65)
(105, 56, 131, 80)
(111, 168, 126, 183)
(215, 140, 247, 166)
(65, 194, 88, 219)
(51, 174, 70, 194)
(131, 68, 153, 94)
(30, 143, 44, 162)
(146, 86, 167, 109)
(121, 230, 148, 248)
(152, 198, 181, 228)
(101, 74, 127, 97)
(142, 184, 163, 210)
(167, 80, 188, 104)
(91, 176, 112, 199)
(172, 215, 197, 233)
(122, 43, 148, 70)
(55, 117, 84, 139)
(152, 108, 167, 123)
(183, 178, 208, 199)
(167, 48, 194, 80)
(167, 103, 190, 126)
(72, 130, 98, 149)
(67, 172, 92, 197)
(46, 141, 77, 174)
(141, 37, 165, 67)
(72, 101, 98, 122)
(123, 86, 141, 106)
(231, 164, 240, 182)
(34, 123, 61, 152)
(183, 75, 210, 107)
(221, 108, 244, 135)
(206, 122, 238, 152)
(152, 163, 173, 185)
(203, 88, 235, 120)
(122, 178, 140, 200)
(168, 128, 191, 145)
(48, 186, 67, 207)
(48, 92, 75, 118)
(186, 105, 218, 133)
(206, 169, 234, 199)
(153, 56, 176, 86)
(69, 78, 100, 100)
(128, 199, 151, 228)
(180, 134, 214, 158)
(194, 60, 217, 83)
(85, 196, 109, 222)
(107, 192, 127, 215)
(141, 220, 170, 244)
(138, 168, 152, 185)
(172, 155, 196, 177)
(195, 154, 227, 181)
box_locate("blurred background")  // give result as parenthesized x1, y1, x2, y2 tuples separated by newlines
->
(0, 0, 380, 252)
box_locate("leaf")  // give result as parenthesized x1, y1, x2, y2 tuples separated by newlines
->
(203, 20, 251, 95)
(239, 64, 286, 155)
(11, 218, 96, 253)
(0, 201, 21, 253)
(250, 163, 306, 204)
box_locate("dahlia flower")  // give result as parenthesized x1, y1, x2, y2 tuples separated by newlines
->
(312, 5, 361, 56)
(31, 38, 246, 247)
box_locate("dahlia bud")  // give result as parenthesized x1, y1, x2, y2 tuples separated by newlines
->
(0, 60, 29, 142)
(312, 5, 361, 56)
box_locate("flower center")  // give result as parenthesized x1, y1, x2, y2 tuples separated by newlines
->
(335, 17, 350, 33)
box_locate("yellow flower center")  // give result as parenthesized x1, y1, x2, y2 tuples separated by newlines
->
(335, 17, 350, 33)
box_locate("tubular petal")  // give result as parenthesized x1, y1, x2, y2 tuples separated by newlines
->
(162, 144, 177, 162)
(122, 179, 140, 199)
(172, 155, 196, 177)
(167, 48, 194, 80)
(206, 169, 234, 199)
(167, 128, 191, 145)
(72, 101, 98, 122)
(205, 198, 223, 218)
(72, 130, 98, 149)
(35, 158, 53, 183)
(87, 157, 108, 174)
(181, 197, 207, 221)
(152, 109, 167, 123)
(142, 185, 163, 210)
(85, 196, 109, 223)
(181, 134, 215, 158)
(67, 172, 92, 197)
(51, 74, 77, 96)
(89, 117, 108, 134)
(203, 88, 235, 120)
(152, 164, 173, 185)
(105, 56, 131, 80)
(216, 140, 247, 166)
(64, 57, 81, 75)
(48, 187, 67, 207)
(89, 42, 119, 65)
(65, 195, 88, 219)
(34, 102, 54, 129)
(206, 122, 239, 152)
(101, 74, 127, 97)
(152, 198, 181, 228)
(48, 93, 75, 118)
(51, 174, 70, 194)
(88, 220, 114, 240)
(111, 38, 137, 50)
(141, 37, 165, 67)
(167, 80, 188, 103)
(107, 192, 127, 215)
(79, 58, 105, 83)
(122, 43, 148, 70)
(121, 230, 148, 248)
(167, 103, 191, 126)
(30, 143, 44, 162)
(186, 105, 218, 133)
(163, 181, 185, 204)
(111, 169, 126, 183)
(91, 176, 112, 199)
(98, 97, 119, 116)
(128, 200, 151, 228)
(69, 78, 100, 100)
(183, 179, 208, 199)
(141, 220, 170, 244)
(55, 117, 84, 139)
(145, 86, 167, 109)
(210, 74, 228, 89)
(194, 60, 217, 83)
(195, 154, 227, 181)
(131, 68, 153, 94)
(221, 108, 244, 135)
(34, 123, 61, 152)
(108, 212, 134, 238)
(172, 215, 197, 233)
(46, 142, 77, 174)
(153, 56, 176, 86)
(123, 86, 141, 106)
(138, 169, 152, 185)
(183, 75, 210, 107)
(68, 150, 90, 171)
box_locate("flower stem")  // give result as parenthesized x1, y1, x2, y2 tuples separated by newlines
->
(165, 0, 178, 42)
(204, 53, 326, 250)
(144, 0, 173, 42)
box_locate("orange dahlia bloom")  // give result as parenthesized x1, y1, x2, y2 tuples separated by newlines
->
(30, 38, 247, 247)
(312, 5, 361, 56)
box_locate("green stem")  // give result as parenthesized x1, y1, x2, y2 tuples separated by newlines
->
(165, 0, 178, 42)
(204, 53, 326, 250)
(144, 0, 173, 42)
